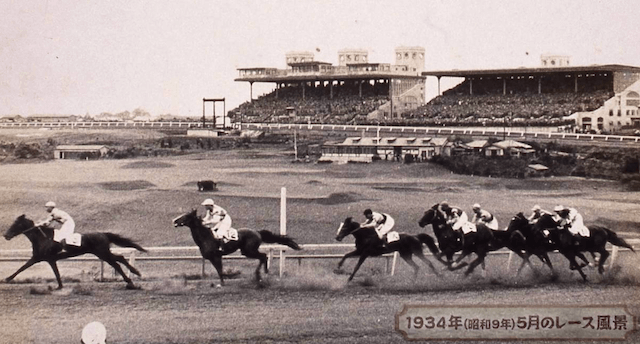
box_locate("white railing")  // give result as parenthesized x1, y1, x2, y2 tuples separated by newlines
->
(1, 240, 637, 281)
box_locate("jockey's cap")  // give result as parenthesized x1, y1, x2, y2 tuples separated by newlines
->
(531, 205, 541, 211)
(440, 201, 449, 209)
(45, 201, 56, 208)
(202, 199, 215, 206)
(81, 321, 106, 344)
(472, 203, 481, 210)
(363, 208, 373, 216)
(554, 205, 566, 212)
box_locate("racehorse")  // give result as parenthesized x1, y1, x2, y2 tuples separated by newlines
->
(3, 214, 146, 289)
(502, 213, 560, 275)
(334, 217, 441, 282)
(534, 213, 635, 281)
(172, 209, 302, 287)
(418, 204, 494, 276)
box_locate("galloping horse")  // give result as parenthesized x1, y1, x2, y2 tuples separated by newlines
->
(502, 213, 559, 275)
(335, 217, 441, 282)
(418, 204, 494, 276)
(3, 215, 146, 289)
(534, 213, 635, 281)
(172, 209, 302, 287)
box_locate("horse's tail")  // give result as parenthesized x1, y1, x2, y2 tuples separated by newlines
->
(417, 233, 440, 256)
(602, 227, 635, 252)
(259, 230, 302, 250)
(105, 233, 147, 252)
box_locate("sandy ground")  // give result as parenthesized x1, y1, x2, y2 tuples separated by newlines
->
(1, 146, 640, 343)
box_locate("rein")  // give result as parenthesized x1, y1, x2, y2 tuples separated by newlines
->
(22, 225, 48, 238)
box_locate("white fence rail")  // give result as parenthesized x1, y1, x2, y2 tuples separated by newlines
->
(1, 240, 637, 281)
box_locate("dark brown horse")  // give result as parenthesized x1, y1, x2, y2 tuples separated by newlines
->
(335, 217, 441, 282)
(3, 215, 146, 289)
(534, 213, 635, 281)
(172, 209, 302, 287)
(418, 204, 494, 276)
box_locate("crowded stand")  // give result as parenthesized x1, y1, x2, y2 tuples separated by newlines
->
(230, 82, 389, 124)
(230, 77, 613, 127)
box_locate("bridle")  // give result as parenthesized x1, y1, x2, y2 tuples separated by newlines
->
(20, 224, 48, 238)
(337, 220, 364, 237)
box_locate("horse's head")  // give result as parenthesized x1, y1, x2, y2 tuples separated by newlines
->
(335, 217, 361, 242)
(418, 204, 442, 228)
(506, 212, 529, 232)
(534, 213, 559, 231)
(4, 214, 35, 240)
(172, 209, 199, 228)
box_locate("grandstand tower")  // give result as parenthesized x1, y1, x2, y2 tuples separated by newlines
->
(541, 54, 570, 67)
(337, 49, 368, 66)
(232, 47, 426, 122)
(395, 46, 425, 75)
(285, 51, 315, 65)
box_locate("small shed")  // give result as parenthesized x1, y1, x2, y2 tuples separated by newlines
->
(54, 145, 109, 159)
(527, 163, 550, 177)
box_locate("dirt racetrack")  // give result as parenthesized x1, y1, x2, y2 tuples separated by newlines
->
(1, 135, 640, 344)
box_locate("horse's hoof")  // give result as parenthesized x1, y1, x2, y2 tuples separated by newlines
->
(333, 268, 345, 275)
(211, 283, 222, 288)
(125, 284, 140, 290)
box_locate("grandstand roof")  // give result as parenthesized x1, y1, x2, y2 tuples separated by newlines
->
(235, 73, 424, 83)
(422, 64, 640, 77)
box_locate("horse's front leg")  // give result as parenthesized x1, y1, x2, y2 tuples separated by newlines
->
(348, 255, 369, 282)
(5, 257, 39, 283)
(336, 250, 360, 271)
(450, 250, 470, 271)
(563, 253, 588, 282)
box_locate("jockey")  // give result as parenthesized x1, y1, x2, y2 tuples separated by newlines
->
(470, 203, 499, 231)
(35, 201, 75, 246)
(201, 198, 232, 249)
(361, 209, 395, 243)
(438, 202, 468, 232)
(554, 205, 590, 239)
(527, 204, 552, 224)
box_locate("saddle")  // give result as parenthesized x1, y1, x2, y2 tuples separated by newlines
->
(57, 233, 82, 247)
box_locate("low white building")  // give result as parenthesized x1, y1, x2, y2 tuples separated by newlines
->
(319, 136, 448, 163)
(54, 145, 109, 159)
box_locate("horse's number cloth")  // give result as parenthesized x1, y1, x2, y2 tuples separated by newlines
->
(227, 228, 238, 241)
(386, 231, 400, 243)
(66, 233, 82, 246)
(214, 228, 239, 241)
(461, 222, 477, 234)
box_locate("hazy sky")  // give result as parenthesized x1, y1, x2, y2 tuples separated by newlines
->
(1, 0, 638, 117)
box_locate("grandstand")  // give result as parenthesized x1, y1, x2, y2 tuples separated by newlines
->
(231, 47, 426, 124)
(417, 63, 640, 132)
(230, 50, 640, 133)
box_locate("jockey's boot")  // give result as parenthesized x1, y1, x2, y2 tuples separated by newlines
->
(59, 239, 68, 252)
(217, 239, 224, 252)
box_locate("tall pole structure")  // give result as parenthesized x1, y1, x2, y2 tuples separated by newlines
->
(203, 98, 226, 129)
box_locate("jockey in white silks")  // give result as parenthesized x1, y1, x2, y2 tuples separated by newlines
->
(471, 203, 500, 231)
(361, 209, 395, 241)
(554, 205, 590, 237)
(438, 202, 469, 232)
(36, 201, 76, 244)
(201, 199, 232, 245)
